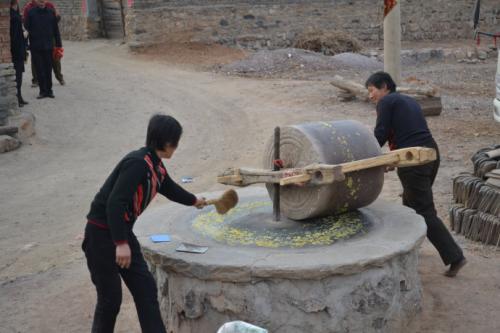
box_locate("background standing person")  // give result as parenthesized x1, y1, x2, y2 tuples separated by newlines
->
(83, 114, 207, 333)
(10, 0, 28, 107)
(50, 5, 65, 86)
(25, 0, 62, 99)
(365, 71, 467, 277)
(22, 0, 63, 87)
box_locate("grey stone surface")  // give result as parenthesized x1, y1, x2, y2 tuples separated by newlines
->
(136, 187, 426, 333)
(477, 50, 488, 60)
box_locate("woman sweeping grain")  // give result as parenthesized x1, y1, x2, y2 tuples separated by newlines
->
(82, 114, 206, 332)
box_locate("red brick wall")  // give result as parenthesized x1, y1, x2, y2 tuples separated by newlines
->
(0, 0, 11, 64)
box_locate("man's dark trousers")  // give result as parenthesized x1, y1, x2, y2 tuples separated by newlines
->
(31, 53, 63, 84)
(82, 223, 167, 333)
(31, 49, 53, 96)
(397, 143, 464, 265)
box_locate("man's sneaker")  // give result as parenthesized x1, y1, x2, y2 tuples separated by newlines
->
(444, 258, 467, 277)
(58, 79, 65, 86)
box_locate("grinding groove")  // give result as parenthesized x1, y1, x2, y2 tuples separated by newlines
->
(192, 201, 367, 248)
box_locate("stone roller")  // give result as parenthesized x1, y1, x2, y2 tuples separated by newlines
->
(218, 120, 437, 220)
(263, 120, 383, 220)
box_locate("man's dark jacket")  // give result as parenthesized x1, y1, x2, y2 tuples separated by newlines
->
(25, 6, 61, 51)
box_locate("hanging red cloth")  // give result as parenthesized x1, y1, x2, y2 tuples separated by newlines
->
(384, 0, 398, 17)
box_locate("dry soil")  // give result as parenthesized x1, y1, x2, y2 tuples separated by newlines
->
(1, 40, 499, 333)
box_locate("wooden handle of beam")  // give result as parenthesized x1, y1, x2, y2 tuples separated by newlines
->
(218, 147, 437, 186)
(279, 174, 312, 186)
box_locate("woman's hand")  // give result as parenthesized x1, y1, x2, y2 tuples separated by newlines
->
(116, 243, 131, 269)
(194, 197, 207, 209)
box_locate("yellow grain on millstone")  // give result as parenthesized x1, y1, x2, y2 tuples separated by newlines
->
(192, 201, 365, 248)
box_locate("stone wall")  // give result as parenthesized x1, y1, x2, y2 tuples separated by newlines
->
(0, 0, 16, 126)
(147, 249, 423, 333)
(125, 0, 500, 49)
(19, 0, 101, 40)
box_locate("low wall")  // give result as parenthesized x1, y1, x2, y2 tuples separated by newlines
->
(0, 0, 16, 125)
(125, 0, 500, 49)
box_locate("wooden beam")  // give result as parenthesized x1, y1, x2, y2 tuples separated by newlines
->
(330, 75, 441, 116)
(330, 75, 438, 99)
(415, 96, 442, 117)
(218, 147, 437, 187)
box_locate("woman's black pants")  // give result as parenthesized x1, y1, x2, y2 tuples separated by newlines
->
(82, 223, 167, 333)
(13, 60, 23, 98)
(397, 143, 464, 266)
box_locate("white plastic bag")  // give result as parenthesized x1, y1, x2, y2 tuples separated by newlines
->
(217, 320, 268, 333)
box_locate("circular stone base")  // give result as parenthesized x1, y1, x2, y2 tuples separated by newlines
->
(135, 187, 426, 333)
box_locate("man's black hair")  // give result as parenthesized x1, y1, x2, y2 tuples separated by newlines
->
(146, 114, 183, 151)
(365, 71, 397, 93)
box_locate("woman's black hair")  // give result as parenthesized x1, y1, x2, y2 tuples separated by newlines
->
(146, 114, 183, 151)
(365, 71, 397, 93)
(10, 0, 18, 7)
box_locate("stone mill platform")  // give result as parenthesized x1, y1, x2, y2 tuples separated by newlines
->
(135, 187, 427, 333)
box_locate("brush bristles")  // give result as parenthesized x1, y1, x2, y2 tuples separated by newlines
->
(213, 189, 238, 214)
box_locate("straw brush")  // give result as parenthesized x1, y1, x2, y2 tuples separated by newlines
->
(206, 189, 238, 214)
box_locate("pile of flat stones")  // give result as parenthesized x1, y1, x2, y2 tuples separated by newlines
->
(450, 145, 500, 246)
(0, 112, 36, 153)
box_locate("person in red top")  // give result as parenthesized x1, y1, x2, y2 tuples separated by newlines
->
(23, 0, 65, 86)
(25, 0, 61, 98)
(22, 0, 55, 20)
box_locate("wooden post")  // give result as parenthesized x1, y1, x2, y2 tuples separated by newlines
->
(383, 0, 401, 85)
(273, 127, 281, 222)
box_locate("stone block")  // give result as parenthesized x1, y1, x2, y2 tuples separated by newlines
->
(0, 134, 21, 153)
(8, 111, 36, 141)
(477, 50, 488, 60)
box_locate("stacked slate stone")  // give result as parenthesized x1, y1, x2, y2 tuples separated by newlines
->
(450, 145, 500, 246)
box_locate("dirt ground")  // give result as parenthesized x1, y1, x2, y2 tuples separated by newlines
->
(1, 40, 500, 333)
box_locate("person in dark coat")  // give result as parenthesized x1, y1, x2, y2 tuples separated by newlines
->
(365, 71, 467, 277)
(10, 0, 28, 107)
(83, 114, 207, 332)
(22, 0, 64, 86)
(25, 0, 62, 99)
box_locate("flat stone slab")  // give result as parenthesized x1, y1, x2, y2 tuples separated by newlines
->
(135, 187, 426, 281)
(0, 135, 21, 153)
